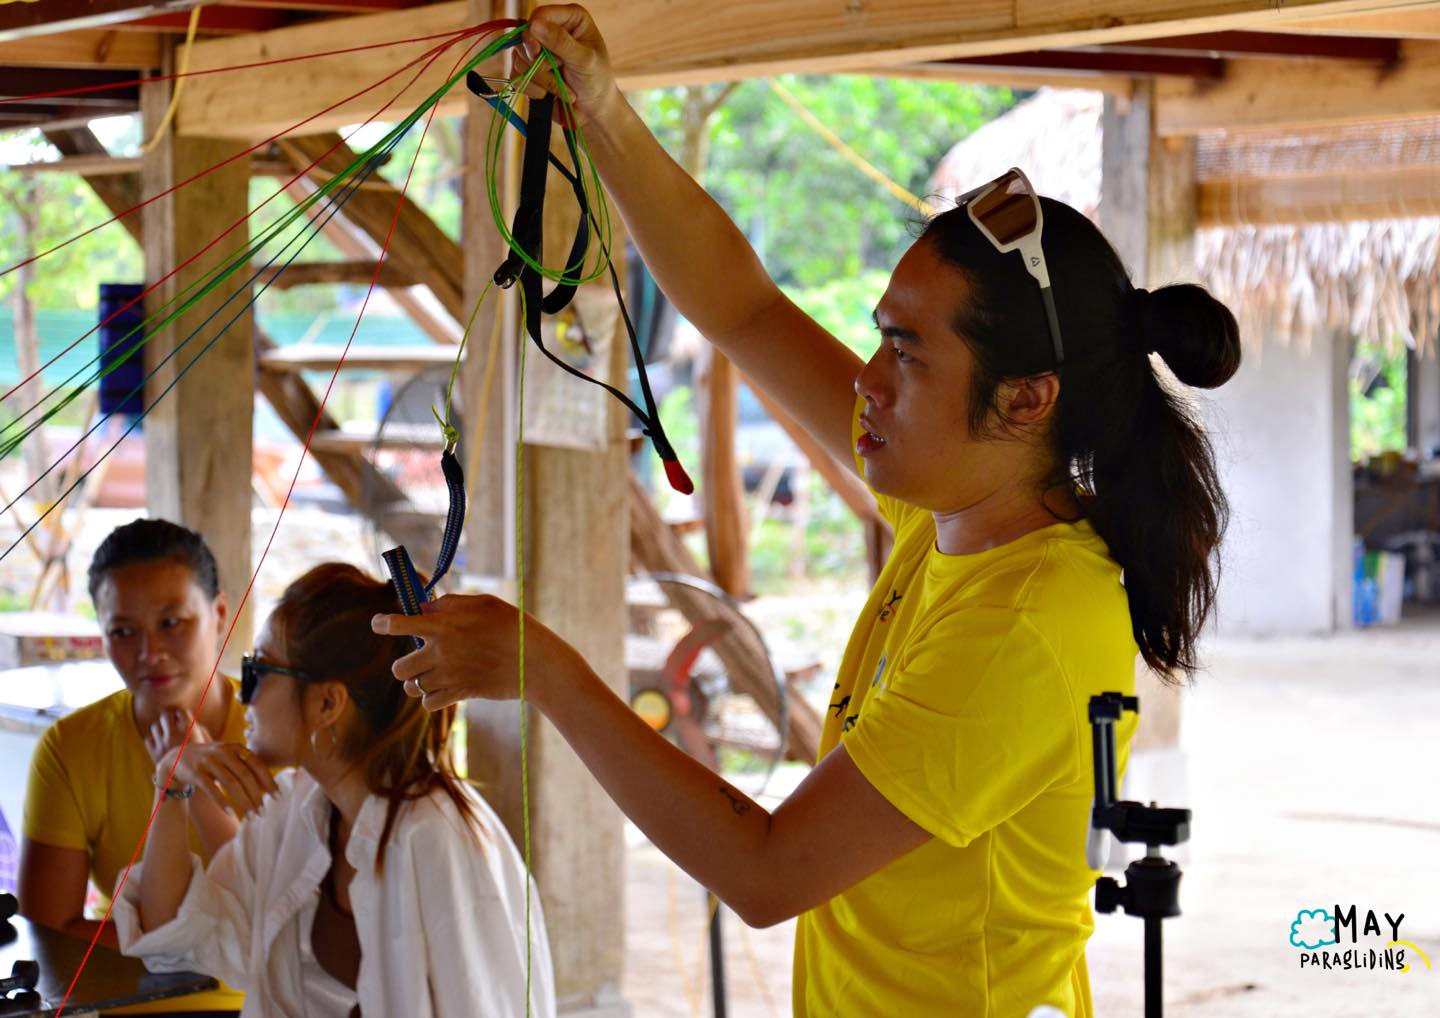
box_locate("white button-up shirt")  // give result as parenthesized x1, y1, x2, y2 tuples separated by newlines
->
(113, 770, 555, 1018)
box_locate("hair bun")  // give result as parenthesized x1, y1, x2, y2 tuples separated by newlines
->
(1132, 283, 1241, 389)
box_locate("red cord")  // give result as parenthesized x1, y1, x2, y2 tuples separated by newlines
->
(53, 34, 486, 1017)
(1, 21, 512, 406)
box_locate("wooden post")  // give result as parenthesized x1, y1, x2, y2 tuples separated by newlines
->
(1101, 80, 1197, 289)
(140, 47, 254, 663)
(695, 346, 750, 596)
(460, 5, 629, 1010)
(1100, 79, 1196, 748)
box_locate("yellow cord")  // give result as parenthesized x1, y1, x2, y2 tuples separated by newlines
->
(515, 290, 533, 1015)
(766, 78, 938, 218)
(140, 6, 203, 154)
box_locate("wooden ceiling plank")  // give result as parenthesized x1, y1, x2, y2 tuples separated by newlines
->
(0, 29, 162, 69)
(1093, 30, 1401, 61)
(943, 49, 1225, 79)
(1265, 10, 1440, 38)
(872, 63, 1138, 96)
(1157, 39, 1440, 134)
(176, 0, 1440, 139)
(0, 67, 139, 99)
(0, 0, 204, 43)
(227, 0, 413, 11)
(126, 8, 290, 34)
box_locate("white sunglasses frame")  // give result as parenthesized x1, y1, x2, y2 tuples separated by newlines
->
(958, 167, 1065, 367)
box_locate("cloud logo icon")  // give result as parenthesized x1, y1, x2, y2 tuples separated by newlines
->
(1291, 909, 1337, 950)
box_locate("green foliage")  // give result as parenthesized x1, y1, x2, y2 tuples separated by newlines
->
(783, 270, 890, 359)
(1351, 339, 1408, 459)
(639, 76, 1012, 287)
(0, 137, 143, 309)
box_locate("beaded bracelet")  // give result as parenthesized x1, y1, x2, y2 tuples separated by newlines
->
(152, 774, 196, 800)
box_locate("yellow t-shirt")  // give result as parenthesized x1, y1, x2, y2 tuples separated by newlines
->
(24, 680, 248, 1013)
(792, 418, 1140, 1017)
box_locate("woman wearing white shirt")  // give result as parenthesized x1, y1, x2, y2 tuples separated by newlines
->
(114, 563, 555, 1018)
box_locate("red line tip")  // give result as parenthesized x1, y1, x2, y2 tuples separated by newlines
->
(662, 457, 694, 495)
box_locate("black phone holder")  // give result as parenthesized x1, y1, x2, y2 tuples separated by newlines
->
(0, 894, 39, 1012)
(1088, 692, 1191, 1018)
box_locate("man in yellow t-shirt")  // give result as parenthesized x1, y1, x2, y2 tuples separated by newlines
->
(792, 466, 1139, 1017)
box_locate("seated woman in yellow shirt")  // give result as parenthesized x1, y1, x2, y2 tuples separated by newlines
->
(371, 8, 1244, 1017)
(20, 518, 268, 1015)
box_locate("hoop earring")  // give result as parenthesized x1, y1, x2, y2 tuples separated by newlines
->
(309, 725, 338, 761)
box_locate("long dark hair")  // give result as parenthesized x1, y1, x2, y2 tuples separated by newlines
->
(922, 197, 1241, 681)
(270, 562, 486, 867)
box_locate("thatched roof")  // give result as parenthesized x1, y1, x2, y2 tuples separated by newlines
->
(929, 89, 1440, 357)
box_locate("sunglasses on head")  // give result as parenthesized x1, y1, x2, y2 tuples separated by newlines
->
(239, 654, 312, 705)
(957, 167, 1065, 368)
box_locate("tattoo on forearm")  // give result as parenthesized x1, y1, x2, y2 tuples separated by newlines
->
(719, 785, 750, 815)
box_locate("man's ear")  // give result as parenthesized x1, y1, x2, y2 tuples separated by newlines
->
(997, 371, 1061, 430)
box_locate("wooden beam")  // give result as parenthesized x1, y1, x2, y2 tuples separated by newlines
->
(281, 180, 460, 345)
(876, 63, 1138, 96)
(1198, 165, 1440, 225)
(126, 8, 289, 34)
(140, 46, 254, 663)
(1157, 39, 1440, 133)
(259, 342, 456, 372)
(695, 346, 750, 598)
(941, 49, 1226, 80)
(254, 259, 417, 289)
(1265, 9, 1440, 38)
(1101, 80, 1198, 289)
(0, 0, 203, 42)
(16, 154, 297, 180)
(178, 0, 1436, 138)
(253, 332, 440, 560)
(277, 133, 465, 323)
(0, 29, 162, 69)
(1094, 29, 1403, 61)
(0, 67, 139, 103)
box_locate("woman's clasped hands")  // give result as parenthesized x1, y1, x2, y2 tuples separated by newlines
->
(145, 707, 278, 818)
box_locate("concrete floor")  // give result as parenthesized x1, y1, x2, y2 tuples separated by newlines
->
(620, 613, 1440, 1017)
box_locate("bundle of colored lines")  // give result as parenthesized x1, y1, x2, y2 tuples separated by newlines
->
(0, 18, 565, 1015)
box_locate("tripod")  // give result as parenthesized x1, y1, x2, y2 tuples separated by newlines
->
(1087, 693, 1191, 1018)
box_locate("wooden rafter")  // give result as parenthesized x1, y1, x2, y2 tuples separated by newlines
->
(126, 8, 289, 34)
(254, 259, 418, 288)
(175, 0, 1440, 138)
(1267, 9, 1440, 38)
(0, 29, 162, 69)
(0, 0, 204, 42)
(1156, 39, 1440, 133)
(277, 133, 464, 324)
(281, 180, 459, 345)
(1092, 29, 1403, 61)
